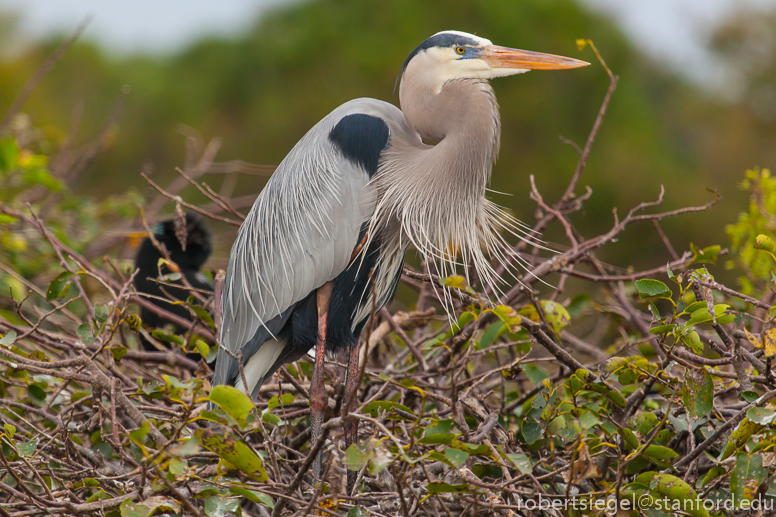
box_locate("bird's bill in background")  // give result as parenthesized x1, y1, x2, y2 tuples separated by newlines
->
(115, 230, 149, 247)
(482, 46, 590, 70)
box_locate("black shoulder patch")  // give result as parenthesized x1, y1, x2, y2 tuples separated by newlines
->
(328, 114, 389, 177)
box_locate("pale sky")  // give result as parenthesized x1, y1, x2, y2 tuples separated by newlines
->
(0, 0, 774, 90)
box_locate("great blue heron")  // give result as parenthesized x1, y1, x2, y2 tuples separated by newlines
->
(134, 212, 213, 356)
(212, 30, 587, 477)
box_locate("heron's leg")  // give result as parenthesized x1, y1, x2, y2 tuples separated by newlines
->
(311, 280, 334, 479)
(343, 339, 360, 494)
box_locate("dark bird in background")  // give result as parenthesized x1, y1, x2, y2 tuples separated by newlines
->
(133, 212, 213, 355)
(208, 29, 588, 479)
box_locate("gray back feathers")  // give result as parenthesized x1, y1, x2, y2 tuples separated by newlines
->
(214, 99, 408, 388)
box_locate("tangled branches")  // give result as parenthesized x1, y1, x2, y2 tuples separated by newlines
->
(2, 37, 776, 517)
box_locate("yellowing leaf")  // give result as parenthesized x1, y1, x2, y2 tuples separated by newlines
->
(208, 385, 255, 427)
(764, 327, 776, 358)
(744, 328, 763, 350)
(199, 428, 267, 482)
(754, 234, 776, 261)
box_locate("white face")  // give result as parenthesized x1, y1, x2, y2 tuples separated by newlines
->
(402, 30, 588, 95)
(407, 31, 529, 94)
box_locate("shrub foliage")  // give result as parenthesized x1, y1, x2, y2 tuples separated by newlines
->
(2, 41, 776, 517)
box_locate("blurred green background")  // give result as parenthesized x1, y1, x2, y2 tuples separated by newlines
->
(0, 0, 774, 286)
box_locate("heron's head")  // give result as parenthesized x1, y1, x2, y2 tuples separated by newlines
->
(400, 30, 589, 95)
(145, 212, 213, 271)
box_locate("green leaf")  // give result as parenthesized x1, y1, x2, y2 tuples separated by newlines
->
(94, 304, 110, 322)
(347, 506, 368, 517)
(635, 279, 672, 299)
(84, 489, 110, 503)
(426, 420, 455, 436)
(441, 275, 466, 288)
(618, 368, 638, 385)
(76, 323, 94, 345)
(228, 487, 274, 508)
(0, 138, 19, 171)
(194, 339, 209, 358)
(681, 330, 703, 354)
(754, 235, 776, 260)
(478, 321, 505, 350)
(129, 421, 150, 445)
(505, 453, 532, 474)
(427, 482, 471, 494)
(168, 457, 186, 476)
(3, 424, 15, 439)
(27, 384, 46, 407)
(487, 305, 521, 328)
(730, 453, 765, 505)
(22, 167, 62, 191)
(444, 447, 469, 467)
(691, 243, 721, 264)
(747, 407, 776, 425)
(539, 300, 571, 332)
(687, 305, 729, 326)
(362, 400, 415, 420)
(418, 433, 457, 445)
(720, 418, 764, 460)
(649, 324, 676, 334)
(120, 496, 180, 517)
(578, 409, 602, 428)
(649, 473, 709, 517)
(700, 465, 726, 487)
(683, 369, 714, 419)
(521, 420, 542, 444)
(203, 496, 240, 517)
(208, 385, 255, 427)
(46, 271, 73, 301)
(0, 331, 16, 346)
(523, 364, 549, 385)
(150, 330, 183, 345)
(345, 443, 374, 471)
(642, 445, 679, 461)
(619, 428, 640, 450)
(267, 393, 294, 411)
(110, 345, 128, 362)
(631, 412, 659, 436)
(262, 412, 280, 425)
(17, 438, 38, 457)
(190, 305, 216, 330)
(606, 389, 627, 407)
(599, 357, 628, 375)
(199, 428, 267, 481)
(440, 310, 476, 337)
(683, 301, 706, 314)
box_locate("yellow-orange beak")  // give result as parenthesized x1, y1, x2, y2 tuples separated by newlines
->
(482, 45, 589, 70)
(122, 230, 149, 247)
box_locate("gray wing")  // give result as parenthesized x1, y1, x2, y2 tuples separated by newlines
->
(214, 98, 405, 388)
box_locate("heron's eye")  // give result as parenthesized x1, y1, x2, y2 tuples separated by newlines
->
(455, 46, 466, 54)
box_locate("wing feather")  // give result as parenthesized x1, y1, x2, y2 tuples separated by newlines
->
(214, 99, 403, 388)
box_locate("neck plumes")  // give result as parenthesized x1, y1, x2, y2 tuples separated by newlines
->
(368, 76, 522, 301)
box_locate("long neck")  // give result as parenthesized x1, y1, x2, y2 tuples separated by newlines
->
(368, 76, 505, 293)
(400, 78, 501, 192)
